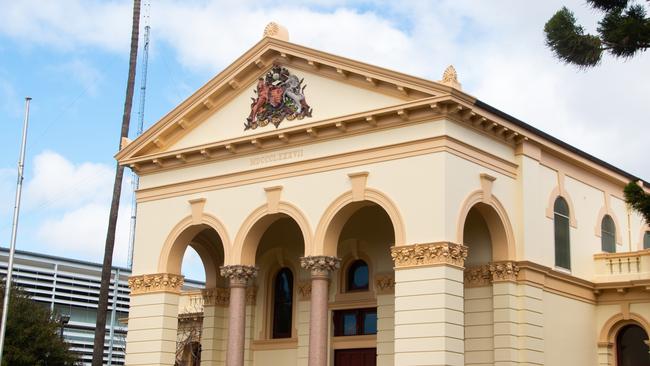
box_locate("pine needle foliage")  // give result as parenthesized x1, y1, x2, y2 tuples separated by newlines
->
(624, 182, 650, 225)
(544, 0, 650, 67)
(0, 283, 79, 366)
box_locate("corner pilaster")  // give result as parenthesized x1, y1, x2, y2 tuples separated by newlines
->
(391, 242, 467, 366)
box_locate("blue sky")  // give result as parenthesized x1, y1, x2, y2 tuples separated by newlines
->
(1, 1, 649, 282)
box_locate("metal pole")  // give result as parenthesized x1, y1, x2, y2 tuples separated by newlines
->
(107, 268, 120, 365)
(0, 97, 32, 363)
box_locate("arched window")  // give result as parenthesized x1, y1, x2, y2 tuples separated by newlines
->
(554, 197, 571, 269)
(644, 231, 650, 250)
(272, 268, 293, 339)
(601, 215, 616, 253)
(616, 324, 650, 366)
(347, 259, 369, 291)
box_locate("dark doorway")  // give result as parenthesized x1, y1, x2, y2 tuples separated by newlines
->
(616, 324, 650, 366)
(334, 348, 376, 366)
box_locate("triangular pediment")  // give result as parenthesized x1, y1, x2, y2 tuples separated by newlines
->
(117, 36, 458, 164)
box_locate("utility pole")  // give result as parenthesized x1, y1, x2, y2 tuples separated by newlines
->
(92, 1, 141, 364)
(0, 97, 32, 364)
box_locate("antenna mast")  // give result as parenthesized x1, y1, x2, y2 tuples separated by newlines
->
(127, 0, 150, 269)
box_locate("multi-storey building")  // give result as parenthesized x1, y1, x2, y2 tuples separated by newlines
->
(0, 248, 203, 365)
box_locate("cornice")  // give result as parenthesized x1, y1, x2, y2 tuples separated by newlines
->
(120, 95, 527, 174)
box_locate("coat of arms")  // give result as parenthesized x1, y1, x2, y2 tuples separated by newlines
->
(245, 65, 312, 130)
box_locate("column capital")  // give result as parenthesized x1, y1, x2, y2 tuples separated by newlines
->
(128, 273, 184, 295)
(220, 265, 258, 287)
(390, 242, 468, 269)
(464, 261, 521, 287)
(300, 256, 341, 278)
(202, 287, 230, 306)
(489, 261, 520, 282)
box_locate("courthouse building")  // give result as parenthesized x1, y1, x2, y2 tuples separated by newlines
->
(118, 24, 650, 366)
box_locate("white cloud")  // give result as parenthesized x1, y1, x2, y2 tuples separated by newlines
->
(0, 1, 647, 181)
(7, 151, 135, 266)
(23, 150, 114, 211)
(0, 0, 132, 53)
(35, 199, 132, 265)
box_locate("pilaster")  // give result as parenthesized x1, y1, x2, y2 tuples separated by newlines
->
(391, 242, 467, 366)
(375, 274, 395, 366)
(201, 287, 229, 366)
(125, 273, 184, 366)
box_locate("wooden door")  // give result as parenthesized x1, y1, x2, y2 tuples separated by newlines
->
(334, 348, 376, 366)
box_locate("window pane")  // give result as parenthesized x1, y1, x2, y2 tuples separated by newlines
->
(347, 260, 369, 291)
(644, 232, 650, 250)
(342, 313, 357, 336)
(554, 214, 570, 269)
(601, 216, 616, 253)
(272, 268, 293, 338)
(362, 310, 377, 335)
(554, 197, 569, 216)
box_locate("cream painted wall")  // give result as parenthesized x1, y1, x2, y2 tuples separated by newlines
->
(443, 152, 517, 247)
(139, 118, 448, 190)
(252, 349, 297, 366)
(443, 120, 514, 163)
(168, 66, 405, 151)
(132, 152, 447, 274)
(543, 291, 597, 366)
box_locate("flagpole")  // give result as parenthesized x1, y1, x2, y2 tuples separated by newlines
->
(0, 97, 32, 363)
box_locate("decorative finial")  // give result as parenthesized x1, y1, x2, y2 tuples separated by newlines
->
(263, 22, 289, 41)
(440, 65, 461, 89)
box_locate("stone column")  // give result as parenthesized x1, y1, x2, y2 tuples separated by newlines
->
(391, 242, 468, 366)
(125, 273, 184, 366)
(220, 265, 257, 366)
(300, 256, 341, 366)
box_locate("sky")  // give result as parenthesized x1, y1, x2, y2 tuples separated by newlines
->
(0, 0, 648, 282)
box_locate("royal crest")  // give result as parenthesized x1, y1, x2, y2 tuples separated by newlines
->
(245, 65, 312, 130)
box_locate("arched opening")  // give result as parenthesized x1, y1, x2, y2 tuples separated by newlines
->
(616, 324, 650, 366)
(461, 202, 510, 264)
(251, 215, 305, 340)
(461, 202, 510, 366)
(325, 202, 395, 366)
(162, 223, 226, 366)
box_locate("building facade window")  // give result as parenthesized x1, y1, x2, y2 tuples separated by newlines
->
(272, 267, 293, 339)
(616, 324, 650, 366)
(601, 215, 616, 253)
(554, 197, 571, 269)
(346, 259, 369, 291)
(644, 231, 650, 250)
(333, 308, 377, 336)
